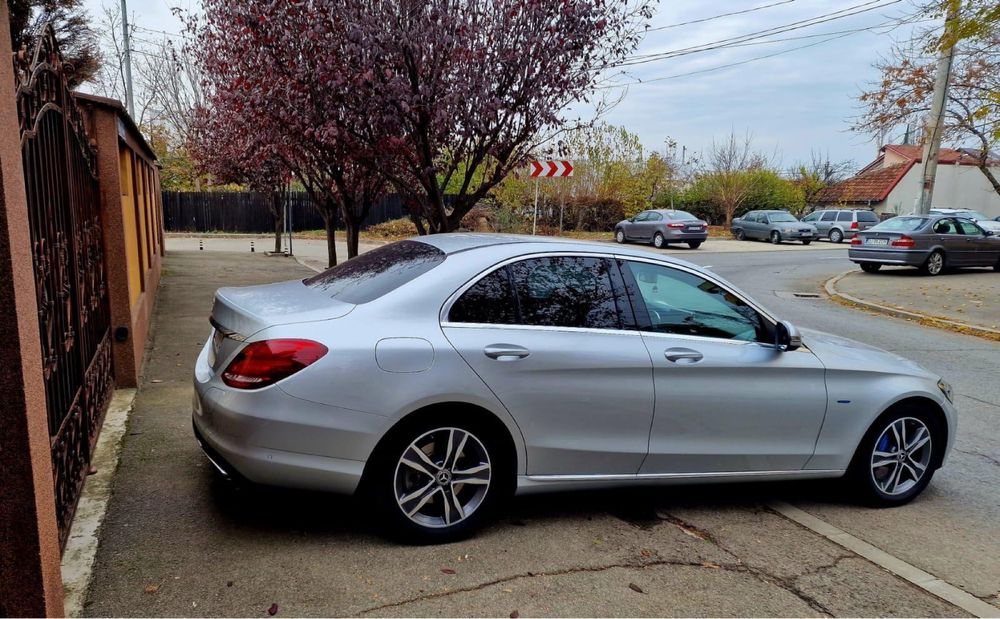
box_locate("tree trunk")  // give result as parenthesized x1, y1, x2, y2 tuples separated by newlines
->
(271, 193, 284, 254)
(323, 213, 337, 268)
(978, 164, 1000, 198)
(344, 217, 360, 259)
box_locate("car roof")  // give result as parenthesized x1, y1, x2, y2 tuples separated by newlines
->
(410, 233, 702, 268)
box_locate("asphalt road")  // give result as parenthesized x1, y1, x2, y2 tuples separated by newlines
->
(83, 243, 1000, 617)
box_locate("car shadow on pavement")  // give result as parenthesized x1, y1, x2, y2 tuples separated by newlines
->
(859, 266, 996, 278)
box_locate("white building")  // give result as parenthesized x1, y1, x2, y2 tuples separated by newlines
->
(815, 144, 1000, 218)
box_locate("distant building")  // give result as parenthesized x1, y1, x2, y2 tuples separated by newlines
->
(814, 144, 1000, 218)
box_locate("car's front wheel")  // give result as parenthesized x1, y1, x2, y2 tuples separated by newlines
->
(770, 231, 782, 244)
(848, 406, 941, 506)
(366, 415, 511, 543)
(688, 241, 702, 249)
(860, 262, 882, 273)
(802, 240, 812, 246)
(615, 229, 626, 244)
(735, 229, 745, 241)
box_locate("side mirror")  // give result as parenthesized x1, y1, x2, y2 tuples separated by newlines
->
(775, 320, 802, 352)
(629, 218, 636, 223)
(985, 230, 994, 237)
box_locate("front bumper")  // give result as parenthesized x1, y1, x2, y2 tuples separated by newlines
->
(192, 343, 389, 494)
(848, 247, 929, 266)
(779, 230, 816, 240)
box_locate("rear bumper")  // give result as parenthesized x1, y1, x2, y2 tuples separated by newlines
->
(663, 230, 708, 242)
(192, 343, 389, 494)
(848, 247, 929, 265)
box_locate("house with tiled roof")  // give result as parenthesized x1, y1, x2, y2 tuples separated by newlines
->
(814, 144, 1000, 219)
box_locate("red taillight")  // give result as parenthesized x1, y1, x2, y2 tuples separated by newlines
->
(222, 339, 328, 389)
(851, 221, 859, 229)
(667, 222, 686, 228)
(851, 237, 862, 245)
(891, 235, 915, 248)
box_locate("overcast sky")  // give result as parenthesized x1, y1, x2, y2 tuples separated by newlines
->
(82, 0, 937, 170)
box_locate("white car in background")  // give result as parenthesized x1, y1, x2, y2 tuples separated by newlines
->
(928, 208, 1000, 234)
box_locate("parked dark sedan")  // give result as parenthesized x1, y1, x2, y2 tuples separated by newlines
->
(849, 215, 1000, 275)
(614, 209, 708, 249)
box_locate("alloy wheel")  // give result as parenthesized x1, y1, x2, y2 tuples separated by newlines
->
(653, 233, 665, 248)
(394, 427, 491, 528)
(870, 417, 932, 496)
(925, 251, 944, 275)
(615, 229, 625, 244)
(830, 229, 843, 243)
(770, 231, 781, 244)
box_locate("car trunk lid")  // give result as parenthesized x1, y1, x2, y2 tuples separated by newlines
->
(208, 279, 354, 371)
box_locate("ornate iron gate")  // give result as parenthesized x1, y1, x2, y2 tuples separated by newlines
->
(14, 24, 114, 549)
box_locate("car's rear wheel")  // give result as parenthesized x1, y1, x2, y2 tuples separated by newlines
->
(688, 241, 702, 249)
(861, 262, 882, 273)
(994, 258, 1000, 272)
(770, 231, 782, 244)
(802, 240, 812, 246)
(615, 229, 625, 244)
(921, 250, 945, 276)
(848, 406, 941, 506)
(829, 229, 844, 244)
(366, 415, 511, 543)
(653, 232, 666, 248)
(735, 229, 745, 241)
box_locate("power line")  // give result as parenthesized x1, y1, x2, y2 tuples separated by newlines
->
(617, 0, 903, 68)
(646, 0, 799, 33)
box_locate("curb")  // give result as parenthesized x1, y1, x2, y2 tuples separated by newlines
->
(825, 271, 1000, 341)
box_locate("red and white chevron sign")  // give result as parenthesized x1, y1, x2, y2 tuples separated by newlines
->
(529, 160, 574, 177)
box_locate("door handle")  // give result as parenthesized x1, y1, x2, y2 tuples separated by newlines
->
(664, 347, 703, 364)
(484, 344, 530, 361)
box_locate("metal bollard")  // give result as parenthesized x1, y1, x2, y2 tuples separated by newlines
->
(250, 241, 255, 253)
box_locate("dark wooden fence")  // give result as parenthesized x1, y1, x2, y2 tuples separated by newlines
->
(161, 191, 407, 233)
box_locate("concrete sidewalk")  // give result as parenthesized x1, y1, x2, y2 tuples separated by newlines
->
(81, 251, 965, 617)
(833, 267, 1000, 333)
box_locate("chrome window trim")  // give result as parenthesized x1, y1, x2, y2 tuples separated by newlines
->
(440, 321, 642, 338)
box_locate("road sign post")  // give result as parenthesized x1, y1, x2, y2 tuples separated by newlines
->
(528, 160, 573, 235)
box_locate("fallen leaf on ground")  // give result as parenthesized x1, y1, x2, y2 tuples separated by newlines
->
(701, 561, 722, 569)
(226, 581, 233, 587)
(640, 548, 654, 558)
(440, 568, 456, 575)
(143, 584, 159, 594)
(510, 611, 520, 618)
(268, 603, 279, 616)
(629, 583, 645, 594)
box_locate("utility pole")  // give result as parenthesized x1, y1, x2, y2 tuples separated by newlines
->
(120, 0, 135, 119)
(917, 0, 960, 214)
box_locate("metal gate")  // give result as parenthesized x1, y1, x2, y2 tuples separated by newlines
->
(15, 24, 114, 549)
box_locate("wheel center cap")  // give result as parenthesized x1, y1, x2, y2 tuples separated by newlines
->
(898, 452, 906, 461)
(436, 470, 452, 485)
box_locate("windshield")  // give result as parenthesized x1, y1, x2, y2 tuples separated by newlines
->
(961, 210, 989, 220)
(768, 213, 798, 223)
(872, 216, 926, 232)
(303, 240, 445, 303)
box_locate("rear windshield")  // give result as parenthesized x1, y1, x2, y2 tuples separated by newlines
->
(304, 240, 445, 303)
(871, 216, 927, 232)
(666, 210, 697, 220)
(857, 211, 879, 222)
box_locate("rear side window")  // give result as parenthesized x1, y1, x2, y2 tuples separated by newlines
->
(857, 211, 879, 222)
(509, 257, 621, 329)
(304, 240, 445, 304)
(837, 211, 853, 222)
(449, 268, 517, 324)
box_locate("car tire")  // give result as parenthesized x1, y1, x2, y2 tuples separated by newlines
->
(860, 262, 882, 273)
(920, 250, 945, 276)
(688, 241, 702, 249)
(829, 229, 844, 244)
(770, 231, 782, 245)
(653, 232, 666, 248)
(615, 229, 625, 244)
(802, 240, 812, 246)
(364, 413, 513, 544)
(735, 229, 745, 241)
(847, 404, 942, 507)
(994, 258, 1000, 272)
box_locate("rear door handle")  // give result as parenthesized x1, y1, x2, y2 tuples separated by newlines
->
(664, 347, 703, 364)
(484, 344, 530, 361)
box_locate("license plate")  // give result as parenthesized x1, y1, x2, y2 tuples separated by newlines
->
(866, 238, 889, 246)
(799, 229, 812, 235)
(686, 226, 702, 232)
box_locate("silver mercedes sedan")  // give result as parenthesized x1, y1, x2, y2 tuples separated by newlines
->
(193, 234, 956, 542)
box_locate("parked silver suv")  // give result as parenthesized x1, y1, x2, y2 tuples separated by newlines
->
(802, 209, 880, 243)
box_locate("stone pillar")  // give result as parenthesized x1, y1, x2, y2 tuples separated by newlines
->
(0, 4, 66, 616)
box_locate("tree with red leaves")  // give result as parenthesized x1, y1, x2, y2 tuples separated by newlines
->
(194, 0, 654, 252)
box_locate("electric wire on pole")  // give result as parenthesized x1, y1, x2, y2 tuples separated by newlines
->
(917, 0, 960, 215)
(120, 0, 135, 119)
